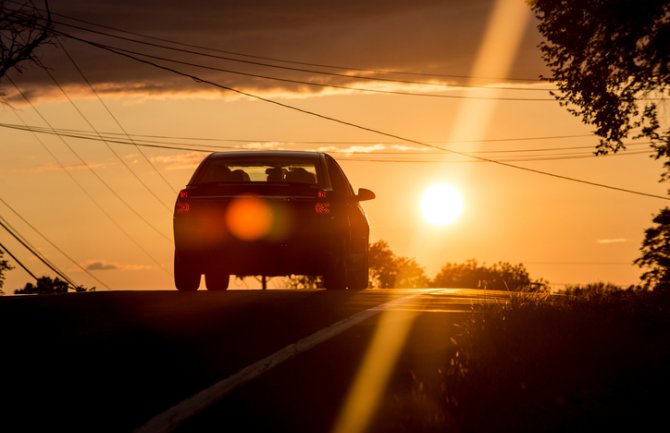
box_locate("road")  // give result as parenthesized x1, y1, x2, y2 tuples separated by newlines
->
(0, 288, 509, 433)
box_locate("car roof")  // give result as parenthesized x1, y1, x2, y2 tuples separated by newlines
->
(206, 150, 325, 160)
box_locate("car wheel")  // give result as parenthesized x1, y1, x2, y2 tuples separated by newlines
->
(205, 268, 230, 291)
(347, 265, 368, 291)
(347, 254, 369, 291)
(324, 259, 347, 291)
(174, 251, 200, 291)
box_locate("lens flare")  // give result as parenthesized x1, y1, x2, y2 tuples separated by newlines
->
(225, 196, 273, 241)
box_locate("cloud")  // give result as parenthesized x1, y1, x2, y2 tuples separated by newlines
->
(85, 260, 152, 271)
(85, 261, 118, 271)
(337, 144, 387, 155)
(597, 238, 627, 244)
(240, 142, 288, 151)
(150, 152, 208, 171)
(9, 0, 547, 99)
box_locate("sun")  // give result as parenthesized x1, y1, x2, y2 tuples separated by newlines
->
(420, 183, 464, 226)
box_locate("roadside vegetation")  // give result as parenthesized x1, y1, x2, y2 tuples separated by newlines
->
(286, 240, 548, 291)
(382, 285, 670, 433)
(14, 275, 92, 294)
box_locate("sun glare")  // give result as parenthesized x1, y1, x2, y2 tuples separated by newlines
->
(420, 184, 464, 226)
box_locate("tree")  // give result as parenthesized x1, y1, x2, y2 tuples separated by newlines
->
(368, 240, 429, 288)
(529, 0, 670, 178)
(0, 248, 13, 294)
(635, 207, 670, 291)
(369, 240, 398, 288)
(285, 241, 428, 289)
(486, 261, 544, 292)
(394, 256, 429, 288)
(0, 0, 51, 80)
(431, 259, 482, 289)
(530, 1, 670, 291)
(14, 275, 92, 295)
(431, 259, 548, 292)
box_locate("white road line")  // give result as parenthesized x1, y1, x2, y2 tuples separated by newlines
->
(134, 290, 431, 433)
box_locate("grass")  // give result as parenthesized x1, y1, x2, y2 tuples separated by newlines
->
(389, 287, 670, 433)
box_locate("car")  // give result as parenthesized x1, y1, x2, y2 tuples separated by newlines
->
(173, 150, 375, 291)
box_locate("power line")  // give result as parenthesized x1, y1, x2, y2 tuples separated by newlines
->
(0, 240, 38, 282)
(0, 121, 220, 151)
(53, 22, 555, 93)
(56, 33, 554, 102)
(340, 149, 654, 163)
(69, 42, 669, 201)
(49, 11, 667, 104)
(13, 0, 667, 112)
(4, 5, 666, 199)
(6, 78, 173, 278)
(57, 38, 178, 195)
(46, 8, 545, 84)
(0, 121, 655, 163)
(0, 198, 113, 290)
(42, 62, 174, 213)
(0, 120, 595, 146)
(0, 216, 78, 288)
(17, 70, 173, 242)
(7, 0, 550, 93)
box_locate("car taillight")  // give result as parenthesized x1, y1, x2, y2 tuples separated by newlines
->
(175, 189, 191, 214)
(315, 190, 331, 215)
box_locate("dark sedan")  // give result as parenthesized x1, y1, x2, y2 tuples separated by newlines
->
(173, 151, 375, 291)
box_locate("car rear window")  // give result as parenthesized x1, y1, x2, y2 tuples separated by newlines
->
(193, 155, 321, 185)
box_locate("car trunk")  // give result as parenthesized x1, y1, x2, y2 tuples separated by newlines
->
(174, 183, 340, 274)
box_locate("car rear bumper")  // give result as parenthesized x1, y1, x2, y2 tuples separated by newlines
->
(174, 226, 342, 276)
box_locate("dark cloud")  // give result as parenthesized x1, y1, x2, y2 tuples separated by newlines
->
(85, 260, 118, 271)
(7, 0, 547, 96)
(84, 260, 151, 271)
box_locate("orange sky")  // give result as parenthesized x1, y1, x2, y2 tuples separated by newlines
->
(1, 0, 667, 292)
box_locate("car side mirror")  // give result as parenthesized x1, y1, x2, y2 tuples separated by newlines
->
(356, 188, 375, 202)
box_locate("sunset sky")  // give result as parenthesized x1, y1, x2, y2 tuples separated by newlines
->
(1, 0, 667, 291)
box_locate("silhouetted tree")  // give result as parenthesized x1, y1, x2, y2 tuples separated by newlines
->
(0, 248, 13, 293)
(530, 0, 670, 293)
(486, 262, 545, 292)
(14, 276, 92, 294)
(635, 208, 670, 291)
(530, 0, 670, 177)
(431, 259, 482, 289)
(369, 240, 398, 288)
(368, 240, 428, 288)
(284, 241, 428, 289)
(395, 256, 429, 288)
(0, 0, 52, 80)
(432, 259, 548, 292)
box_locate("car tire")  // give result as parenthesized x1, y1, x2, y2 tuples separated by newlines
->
(174, 251, 200, 292)
(324, 258, 347, 291)
(347, 263, 368, 291)
(205, 268, 230, 291)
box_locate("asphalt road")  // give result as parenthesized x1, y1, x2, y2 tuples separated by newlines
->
(0, 288, 508, 433)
